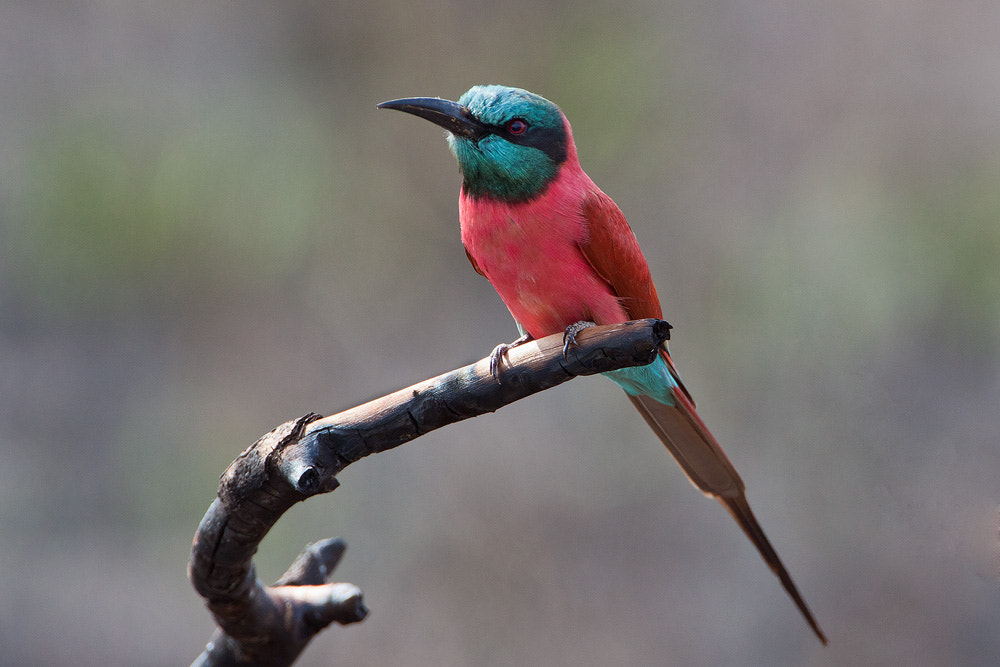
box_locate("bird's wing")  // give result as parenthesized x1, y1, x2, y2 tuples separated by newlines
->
(578, 191, 663, 320)
(578, 191, 696, 405)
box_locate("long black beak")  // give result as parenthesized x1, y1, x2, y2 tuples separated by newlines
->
(377, 97, 489, 140)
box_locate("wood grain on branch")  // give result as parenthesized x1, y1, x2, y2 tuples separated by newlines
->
(189, 319, 671, 667)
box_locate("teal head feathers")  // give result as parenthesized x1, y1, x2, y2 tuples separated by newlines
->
(378, 85, 569, 201)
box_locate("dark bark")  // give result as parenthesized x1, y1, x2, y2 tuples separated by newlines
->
(189, 319, 671, 666)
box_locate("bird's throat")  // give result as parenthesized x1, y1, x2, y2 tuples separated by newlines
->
(451, 135, 560, 203)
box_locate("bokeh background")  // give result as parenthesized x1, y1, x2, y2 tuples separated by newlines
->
(2, 1, 999, 665)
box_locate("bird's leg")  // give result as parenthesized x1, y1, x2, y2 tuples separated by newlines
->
(489, 333, 535, 380)
(562, 320, 598, 358)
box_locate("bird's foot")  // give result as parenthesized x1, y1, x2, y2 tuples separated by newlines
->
(562, 320, 598, 359)
(489, 333, 534, 381)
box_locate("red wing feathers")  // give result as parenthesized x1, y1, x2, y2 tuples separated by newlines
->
(578, 192, 663, 321)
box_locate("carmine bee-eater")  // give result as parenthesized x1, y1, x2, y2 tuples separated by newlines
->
(378, 85, 826, 644)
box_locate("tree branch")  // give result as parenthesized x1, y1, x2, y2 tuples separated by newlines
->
(189, 319, 672, 667)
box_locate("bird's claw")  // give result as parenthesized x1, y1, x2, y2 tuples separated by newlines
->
(562, 320, 597, 359)
(488, 343, 511, 380)
(488, 333, 534, 382)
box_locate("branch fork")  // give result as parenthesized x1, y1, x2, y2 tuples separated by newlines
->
(189, 319, 671, 666)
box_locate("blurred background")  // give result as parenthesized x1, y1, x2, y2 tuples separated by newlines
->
(2, 1, 998, 665)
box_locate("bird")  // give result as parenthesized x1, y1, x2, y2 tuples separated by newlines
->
(378, 85, 827, 645)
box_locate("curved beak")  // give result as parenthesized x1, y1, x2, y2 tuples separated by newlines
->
(377, 97, 489, 140)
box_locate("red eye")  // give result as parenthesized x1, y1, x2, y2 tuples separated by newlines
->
(507, 118, 528, 135)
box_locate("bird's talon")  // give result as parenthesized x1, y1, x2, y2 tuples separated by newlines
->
(562, 320, 598, 359)
(488, 332, 534, 382)
(489, 343, 510, 380)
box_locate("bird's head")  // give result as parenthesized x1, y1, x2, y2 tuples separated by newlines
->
(378, 85, 571, 202)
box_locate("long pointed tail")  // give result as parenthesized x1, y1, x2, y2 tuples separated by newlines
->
(627, 387, 828, 645)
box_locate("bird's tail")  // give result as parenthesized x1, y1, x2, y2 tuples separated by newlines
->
(624, 351, 828, 645)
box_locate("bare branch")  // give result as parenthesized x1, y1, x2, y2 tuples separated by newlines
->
(189, 319, 671, 666)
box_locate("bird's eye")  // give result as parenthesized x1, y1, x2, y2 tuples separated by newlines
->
(506, 118, 528, 135)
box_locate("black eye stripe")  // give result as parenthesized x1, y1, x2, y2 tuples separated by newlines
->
(509, 126, 567, 163)
(483, 122, 568, 164)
